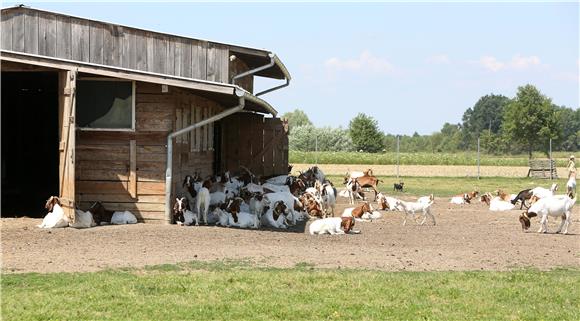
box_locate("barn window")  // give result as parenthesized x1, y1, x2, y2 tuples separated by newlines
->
(76, 78, 135, 130)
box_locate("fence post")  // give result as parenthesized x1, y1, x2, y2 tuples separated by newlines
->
(315, 135, 318, 165)
(477, 137, 480, 180)
(396, 135, 400, 179)
(549, 138, 553, 180)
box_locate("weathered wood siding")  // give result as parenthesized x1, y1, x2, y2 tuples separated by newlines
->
(229, 57, 253, 93)
(1, 8, 231, 87)
(221, 114, 288, 176)
(75, 82, 225, 223)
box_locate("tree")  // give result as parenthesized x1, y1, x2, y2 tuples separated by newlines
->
(555, 106, 580, 152)
(281, 109, 312, 130)
(348, 113, 385, 153)
(502, 85, 562, 158)
(461, 94, 510, 149)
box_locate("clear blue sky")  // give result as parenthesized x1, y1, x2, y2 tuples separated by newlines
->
(5, 1, 579, 135)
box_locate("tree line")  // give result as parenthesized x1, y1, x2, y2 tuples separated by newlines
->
(284, 84, 579, 157)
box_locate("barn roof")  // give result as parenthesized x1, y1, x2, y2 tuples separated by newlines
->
(1, 49, 277, 115)
(0, 5, 291, 80)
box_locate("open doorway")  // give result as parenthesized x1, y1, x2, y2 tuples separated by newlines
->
(1, 72, 60, 217)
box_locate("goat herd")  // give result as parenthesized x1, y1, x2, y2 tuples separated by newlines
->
(37, 165, 576, 236)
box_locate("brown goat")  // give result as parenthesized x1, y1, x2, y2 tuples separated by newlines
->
(355, 176, 381, 201)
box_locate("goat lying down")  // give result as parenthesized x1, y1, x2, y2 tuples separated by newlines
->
(519, 194, 576, 234)
(309, 217, 356, 235)
(38, 196, 69, 229)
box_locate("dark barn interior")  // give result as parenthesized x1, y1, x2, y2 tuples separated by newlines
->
(1, 72, 60, 217)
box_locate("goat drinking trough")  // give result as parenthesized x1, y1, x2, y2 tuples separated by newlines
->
(1, 6, 291, 223)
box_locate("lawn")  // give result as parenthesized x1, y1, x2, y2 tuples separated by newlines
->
(2, 262, 579, 321)
(326, 175, 573, 201)
(290, 151, 573, 167)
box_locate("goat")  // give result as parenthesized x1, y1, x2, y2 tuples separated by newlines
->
(393, 182, 404, 192)
(417, 194, 434, 204)
(480, 193, 492, 206)
(196, 180, 212, 225)
(225, 198, 259, 229)
(342, 177, 364, 204)
(249, 194, 269, 220)
(341, 202, 373, 221)
(355, 176, 381, 200)
(376, 193, 390, 210)
(88, 201, 115, 225)
(173, 197, 199, 226)
(70, 209, 97, 229)
(309, 217, 356, 235)
(511, 189, 533, 210)
(38, 196, 69, 228)
(395, 199, 436, 226)
(489, 196, 515, 212)
(519, 193, 576, 234)
(263, 191, 301, 226)
(300, 193, 324, 218)
(494, 189, 512, 202)
(530, 183, 558, 199)
(450, 190, 478, 204)
(260, 200, 291, 229)
(111, 211, 138, 225)
(320, 182, 337, 217)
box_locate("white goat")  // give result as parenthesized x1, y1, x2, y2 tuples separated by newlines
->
(38, 196, 69, 229)
(531, 183, 558, 199)
(111, 211, 138, 224)
(321, 183, 337, 217)
(209, 191, 227, 206)
(395, 199, 436, 226)
(525, 194, 576, 234)
(70, 209, 97, 228)
(230, 212, 260, 229)
(263, 192, 300, 226)
(489, 197, 515, 212)
(309, 217, 356, 235)
(262, 183, 290, 193)
(343, 177, 363, 205)
(249, 195, 269, 219)
(260, 200, 290, 229)
(265, 175, 288, 185)
(567, 176, 576, 195)
(196, 184, 211, 225)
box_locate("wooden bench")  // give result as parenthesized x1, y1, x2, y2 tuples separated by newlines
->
(527, 159, 558, 179)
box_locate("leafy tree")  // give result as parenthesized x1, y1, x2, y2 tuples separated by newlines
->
(348, 113, 385, 153)
(288, 125, 353, 152)
(281, 109, 312, 130)
(555, 106, 580, 152)
(502, 85, 562, 158)
(461, 94, 510, 149)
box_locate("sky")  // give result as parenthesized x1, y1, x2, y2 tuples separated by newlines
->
(4, 1, 579, 135)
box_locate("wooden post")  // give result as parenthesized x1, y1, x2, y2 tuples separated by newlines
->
(58, 69, 77, 220)
(129, 140, 137, 198)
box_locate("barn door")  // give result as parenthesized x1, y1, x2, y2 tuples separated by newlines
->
(58, 70, 77, 219)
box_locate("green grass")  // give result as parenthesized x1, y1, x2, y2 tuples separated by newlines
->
(290, 151, 572, 166)
(2, 262, 579, 321)
(326, 175, 574, 201)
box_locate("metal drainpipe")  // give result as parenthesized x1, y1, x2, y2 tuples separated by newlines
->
(232, 53, 275, 85)
(255, 78, 290, 97)
(164, 91, 245, 224)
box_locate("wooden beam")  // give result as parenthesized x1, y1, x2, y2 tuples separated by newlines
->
(129, 140, 137, 198)
(0, 51, 236, 95)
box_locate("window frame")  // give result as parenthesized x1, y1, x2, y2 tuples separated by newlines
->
(76, 77, 136, 132)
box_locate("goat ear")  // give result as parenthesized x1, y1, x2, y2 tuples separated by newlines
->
(527, 212, 538, 218)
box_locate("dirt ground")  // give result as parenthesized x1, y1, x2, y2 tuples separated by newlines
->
(2, 198, 579, 274)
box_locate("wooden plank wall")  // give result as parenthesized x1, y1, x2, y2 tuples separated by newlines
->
(172, 88, 223, 194)
(75, 82, 224, 223)
(76, 82, 172, 223)
(1, 8, 230, 87)
(221, 114, 288, 177)
(229, 57, 253, 93)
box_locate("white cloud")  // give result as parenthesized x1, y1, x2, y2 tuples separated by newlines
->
(325, 51, 393, 75)
(479, 56, 505, 72)
(426, 54, 450, 64)
(510, 54, 541, 70)
(478, 54, 541, 72)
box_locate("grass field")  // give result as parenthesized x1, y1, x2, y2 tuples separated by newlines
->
(325, 176, 574, 201)
(290, 151, 573, 167)
(2, 262, 579, 321)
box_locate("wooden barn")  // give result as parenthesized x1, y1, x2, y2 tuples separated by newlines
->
(1, 6, 291, 223)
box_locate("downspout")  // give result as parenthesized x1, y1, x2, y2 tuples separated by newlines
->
(165, 89, 245, 224)
(232, 53, 275, 85)
(231, 53, 291, 97)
